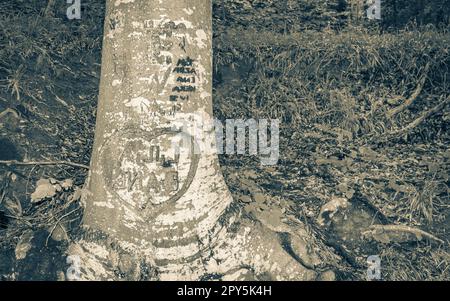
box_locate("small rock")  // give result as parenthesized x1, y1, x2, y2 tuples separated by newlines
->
(50, 224, 69, 242)
(317, 197, 349, 226)
(239, 195, 252, 203)
(317, 270, 336, 281)
(290, 234, 322, 268)
(61, 179, 74, 190)
(252, 192, 265, 203)
(306, 209, 315, 217)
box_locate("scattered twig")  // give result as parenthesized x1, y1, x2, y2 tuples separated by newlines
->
(383, 95, 449, 140)
(0, 160, 89, 170)
(0, 108, 20, 120)
(3, 214, 33, 227)
(363, 224, 445, 245)
(46, 208, 80, 246)
(43, 0, 56, 17)
(387, 62, 431, 118)
(0, 175, 10, 205)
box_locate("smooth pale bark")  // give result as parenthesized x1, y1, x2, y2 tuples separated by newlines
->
(69, 0, 324, 281)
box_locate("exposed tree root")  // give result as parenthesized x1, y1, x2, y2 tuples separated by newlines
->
(0, 160, 89, 170)
(379, 95, 449, 141)
(0, 108, 20, 120)
(67, 209, 331, 281)
(363, 224, 445, 245)
(387, 62, 430, 118)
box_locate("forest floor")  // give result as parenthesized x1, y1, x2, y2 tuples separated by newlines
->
(0, 1, 449, 280)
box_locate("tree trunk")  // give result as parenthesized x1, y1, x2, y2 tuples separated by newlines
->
(69, 0, 325, 281)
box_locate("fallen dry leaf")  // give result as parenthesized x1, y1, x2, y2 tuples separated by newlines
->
(31, 178, 57, 203)
(15, 230, 34, 260)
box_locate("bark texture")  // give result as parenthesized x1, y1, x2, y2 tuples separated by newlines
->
(69, 0, 326, 281)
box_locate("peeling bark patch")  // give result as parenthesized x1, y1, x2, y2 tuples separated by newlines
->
(183, 8, 194, 15)
(114, 0, 135, 7)
(142, 17, 190, 67)
(107, 11, 125, 38)
(195, 30, 207, 49)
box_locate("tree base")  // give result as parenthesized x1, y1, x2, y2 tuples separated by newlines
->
(69, 210, 333, 281)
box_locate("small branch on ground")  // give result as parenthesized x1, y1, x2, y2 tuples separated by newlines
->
(46, 207, 80, 246)
(386, 95, 449, 139)
(0, 108, 20, 120)
(387, 62, 431, 118)
(371, 95, 449, 143)
(43, 0, 55, 17)
(0, 160, 89, 170)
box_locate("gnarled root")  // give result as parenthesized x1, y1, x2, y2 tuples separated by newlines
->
(67, 214, 332, 281)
